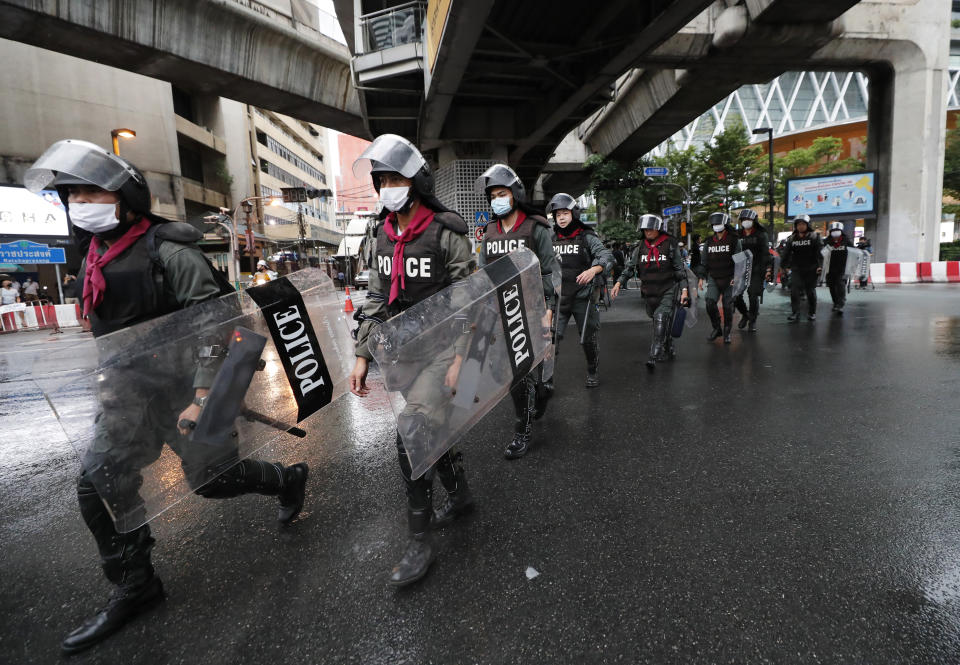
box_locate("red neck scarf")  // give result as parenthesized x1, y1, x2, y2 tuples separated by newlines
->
(496, 210, 527, 235)
(831, 237, 844, 247)
(383, 204, 435, 304)
(644, 234, 668, 268)
(82, 218, 152, 317)
(556, 221, 583, 239)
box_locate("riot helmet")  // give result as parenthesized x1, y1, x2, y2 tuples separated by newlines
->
(547, 193, 579, 221)
(828, 221, 844, 238)
(475, 164, 525, 204)
(792, 214, 811, 233)
(353, 133, 434, 198)
(25, 139, 151, 215)
(708, 212, 730, 234)
(637, 214, 663, 232)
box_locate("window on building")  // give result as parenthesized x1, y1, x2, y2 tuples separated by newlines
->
(172, 86, 196, 122)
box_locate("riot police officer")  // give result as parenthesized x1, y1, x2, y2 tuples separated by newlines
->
(733, 209, 773, 332)
(694, 212, 742, 344)
(477, 164, 558, 460)
(24, 140, 310, 654)
(610, 214, 689, 369)
(548, 192, 613, 387)
(349, 134, 476, 587)
(824, 221, 853, 314)
(780, 214, 823, 321)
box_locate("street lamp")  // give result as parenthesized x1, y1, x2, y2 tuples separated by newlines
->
(110, 128, 136, 156)
(752, 127, 774, 234)
(223, 195, 283, 289)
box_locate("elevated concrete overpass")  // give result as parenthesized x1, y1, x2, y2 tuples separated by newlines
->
(573, 0, 950, 263)
(0, 0, 366, 136)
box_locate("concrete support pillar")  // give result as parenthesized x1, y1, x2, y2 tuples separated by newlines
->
(867, 58, 948, 263)
(433, 143, 510, 248)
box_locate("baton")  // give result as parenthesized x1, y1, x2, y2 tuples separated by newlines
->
(180, 409, 306, 438)
(580, 280, 597, 345)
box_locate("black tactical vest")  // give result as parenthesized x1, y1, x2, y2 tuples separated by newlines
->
(788, 234, 820, 271)
(704, 232, 736, 282)
(375, 215, 450, 311)
(553, 230, 591, 301)
(826, 239, 849, 276)
(739, 230, 768, 274)
(483, 213, 547, 262)
(638, 234, 677, 296)
(78, 234, 177, 338)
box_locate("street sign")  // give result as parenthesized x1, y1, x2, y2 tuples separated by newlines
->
(662, 205, 684, 217)
(475, 211, 489, 227)
(0, 240, 66, 264)
(474, 226, 485, 242)
(643, 167, 669, 177)
(281, 187, 308, 203)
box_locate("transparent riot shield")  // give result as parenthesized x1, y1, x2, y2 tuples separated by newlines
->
(684, 267, 699, 328)
(845, 246, 866, 277)
(35, 269, 353, 532)
(731, 250, 753, 297)
(370, 248, 550, 480)
(766, 253, 782, 292)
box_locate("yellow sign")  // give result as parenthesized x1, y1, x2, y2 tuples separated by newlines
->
(426, 0, 453, 73)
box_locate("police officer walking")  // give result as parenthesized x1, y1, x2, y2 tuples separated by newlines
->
(25, 140, 310, 654)
(824, 221, 853, 315)
(548, 192, 613, 387)
(695, 212, 742, 344)
(733, 209, 772, 332)
(780, 214, 823, 321)
(477, 164, 558, 460)
(610, 214, 688, 369)
(349, 135, 476, 587)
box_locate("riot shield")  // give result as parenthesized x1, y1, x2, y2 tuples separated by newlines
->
(683, 267, 699, 328)
(731, 250, 753, 297)
(844, 246, 866, 277)
(36, 269, 353, 532)
(371, 248, 550, 480)
(766, 253, 782, 292)
(541, 266, 562, 383)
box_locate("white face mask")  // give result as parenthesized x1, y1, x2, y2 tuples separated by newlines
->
(712, 224, 725, 233)
(379, 186, 410, 212)
(69, 203, 119, 233)
(741, 220, 754, 230)
(830, 230, 842, 237)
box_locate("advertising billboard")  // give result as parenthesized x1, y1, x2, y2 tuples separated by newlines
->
(0, 185, 70, 239)
(785, 171, 876, 220)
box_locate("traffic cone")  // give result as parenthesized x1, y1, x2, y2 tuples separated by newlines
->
(344, 286, 354, 313)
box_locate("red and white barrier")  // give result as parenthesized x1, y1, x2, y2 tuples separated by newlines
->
(0, 303, 87, 332)
(871, 261, 960, 284)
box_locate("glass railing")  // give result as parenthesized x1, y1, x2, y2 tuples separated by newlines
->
(359, 1, 425, 54)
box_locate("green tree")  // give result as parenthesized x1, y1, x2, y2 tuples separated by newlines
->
(942, 119, 960, 214)
(585, 154, 647, 243)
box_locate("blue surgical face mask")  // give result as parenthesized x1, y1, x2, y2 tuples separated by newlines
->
(491, 197, 513, 217)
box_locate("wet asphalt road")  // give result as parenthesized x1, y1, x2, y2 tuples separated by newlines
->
(2, 284, 960, 664)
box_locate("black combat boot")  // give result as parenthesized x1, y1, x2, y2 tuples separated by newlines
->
(433, 452, 474, 529)
(748, 315, 758, 332)
(647, 313, 670, 370)
(723, 323, 733, 344)
(277, 463, 309, 524)
(583, 330, 600, 387)
(504, 425, 531, 459)
(787, 312, 799, 322)
(389, 508, 435, 587)
(706, 307, 723, 341)
(735, 298, 749, 329)
(62, 524, 164, 655)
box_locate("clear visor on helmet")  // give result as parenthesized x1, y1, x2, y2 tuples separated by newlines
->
(547, 193, 577, 214)
(828, 222, 844, 231)
(352, 134, 426, 182)
(474, 164, 521, 200)
(708, 213, 729, 227)
(637, 214, 662, 232)
(24, 139, 139, 193)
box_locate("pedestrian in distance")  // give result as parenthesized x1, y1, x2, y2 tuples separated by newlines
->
(348, 134, 477, 587)
(24, 139, 310, 655)
(21, 276, 40, 304)
(62, 273, 79, 305)
(610, 214, 689, 370)
(780, 214, 823, 322)
(548, 192, 613, 387)
(694, 212, 742, 344)
(824, 221, 854, 315)
(732, 209, 773, 333)
(477, 163, 558, 460)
